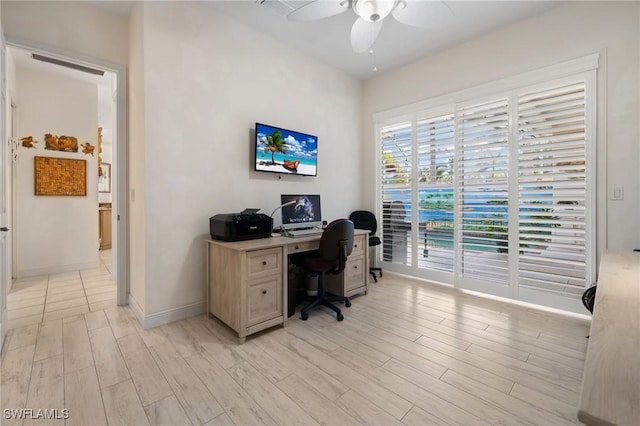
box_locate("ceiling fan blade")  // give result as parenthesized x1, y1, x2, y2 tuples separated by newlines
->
(392, 0, 453, 28)
(287, 0, 349, 21)
(350, 18, 383, 53)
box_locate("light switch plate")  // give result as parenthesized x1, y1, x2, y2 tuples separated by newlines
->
(612, 187, 624, 200)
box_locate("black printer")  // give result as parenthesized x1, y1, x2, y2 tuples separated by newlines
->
(209, 209, 273, 242)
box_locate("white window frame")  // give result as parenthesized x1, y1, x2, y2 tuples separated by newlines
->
(374, 54, 599, 313)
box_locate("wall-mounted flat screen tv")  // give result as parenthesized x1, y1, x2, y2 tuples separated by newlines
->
(255, 122, 318, 176)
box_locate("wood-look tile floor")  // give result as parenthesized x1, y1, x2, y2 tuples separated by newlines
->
(1, 271, 590, 426)
(6, 250, 116, 330)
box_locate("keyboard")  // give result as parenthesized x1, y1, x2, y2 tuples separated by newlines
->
(285, 228, 323, 237)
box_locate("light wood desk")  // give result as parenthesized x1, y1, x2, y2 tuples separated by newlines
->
(577, 251, 640, 426)
(206, 229, 369, 343)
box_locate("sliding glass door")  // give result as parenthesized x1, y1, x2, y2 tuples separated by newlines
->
(455, 97, 511, 297)
(376, 69, 595, 312)
(516, 80, 592, 308)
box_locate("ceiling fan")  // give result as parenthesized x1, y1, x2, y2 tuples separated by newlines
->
(287, 0, 453, 53)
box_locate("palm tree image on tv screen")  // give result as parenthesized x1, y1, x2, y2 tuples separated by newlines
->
(255, 123, 318, 176)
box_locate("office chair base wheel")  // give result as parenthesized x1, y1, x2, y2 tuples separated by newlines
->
(345, 299, 352, 308)
(336, 313, 344, 321)
(301, 312, 309, 321)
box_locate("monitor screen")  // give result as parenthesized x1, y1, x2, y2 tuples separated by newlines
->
(280, 195, 322, 230)
(255, 123, 318, 176)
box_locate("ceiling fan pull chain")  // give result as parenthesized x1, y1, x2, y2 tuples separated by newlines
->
(369, 48, 378, 73)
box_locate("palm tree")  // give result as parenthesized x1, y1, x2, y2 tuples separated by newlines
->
(260, 131, 287, 164)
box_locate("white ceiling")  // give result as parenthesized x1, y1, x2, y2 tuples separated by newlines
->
(89, 1, 561, 80)
(9, 46, 112, 87)
(210, 0, 562, 79)
(9, 46, 116, 142)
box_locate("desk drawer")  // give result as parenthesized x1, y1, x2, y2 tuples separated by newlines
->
(352, 235, 366, 256)
(325, 255, 366, 296)
(345, 256, 365, 292)
(288, 240, 318, 255)
(247, 274, 283, 327)
(247, 248, 282, 281)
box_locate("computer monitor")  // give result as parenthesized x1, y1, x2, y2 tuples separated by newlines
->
(280, 194, 322, 230)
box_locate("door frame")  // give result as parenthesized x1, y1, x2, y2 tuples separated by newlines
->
(1, 29, 8, 349)
(5, 36, 129, 307)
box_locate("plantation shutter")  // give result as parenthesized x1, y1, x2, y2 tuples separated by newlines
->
(517, 81, 588, 297)
(417, 113, 455, 272)
(376, 56, 597, 312)
(456, 98, 510, 284)
(380, 121, 413, 266)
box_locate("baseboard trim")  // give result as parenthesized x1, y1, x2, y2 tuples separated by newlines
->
(128, 294, 145, 327)
(17, 261, 100, 278)
(130, 298, 205, 330)
(0, 321, 6, 359)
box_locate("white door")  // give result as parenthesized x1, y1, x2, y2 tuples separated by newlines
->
(0, 31, 9, 348)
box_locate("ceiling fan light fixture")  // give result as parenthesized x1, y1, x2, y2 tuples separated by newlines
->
(353, 0, 396, 22)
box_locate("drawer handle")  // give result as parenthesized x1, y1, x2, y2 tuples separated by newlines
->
(262, 261, 267, 266)
(295, 246, 299, 250)
(354, 265, 358, 269)
(355, 244, 358, 248)
(262, 290, 267, 295)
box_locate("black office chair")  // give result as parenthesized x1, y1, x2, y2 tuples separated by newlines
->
(300, 219, 354, 321)
(349, 210, 382, 282)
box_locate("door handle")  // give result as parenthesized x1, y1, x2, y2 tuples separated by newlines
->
(0, 227, 9, 232)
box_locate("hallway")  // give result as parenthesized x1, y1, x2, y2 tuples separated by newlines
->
(7, 250, 116, 329)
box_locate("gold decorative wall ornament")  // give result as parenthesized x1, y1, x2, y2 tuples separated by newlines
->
(34, 156, 86, 196)
(20, 136, 38, 149)
(81, 143, 95, 156)
(44, 133, 79, 152)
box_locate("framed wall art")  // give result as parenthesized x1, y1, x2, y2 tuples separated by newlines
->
(34, 156, 87, 196)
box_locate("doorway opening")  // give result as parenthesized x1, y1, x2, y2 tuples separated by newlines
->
(4, 43, 128, 329)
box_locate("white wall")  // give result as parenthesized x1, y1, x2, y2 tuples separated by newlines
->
(138, 3, 363, 317)
(15, 67, 98, 276)
(363, 1, 640, 253)
(128, 2, 146, 312)
(1, 1, 128, 67)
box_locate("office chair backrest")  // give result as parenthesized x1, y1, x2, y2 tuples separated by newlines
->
(349, 210, 378, 235)
(319, 219, 354, 272)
